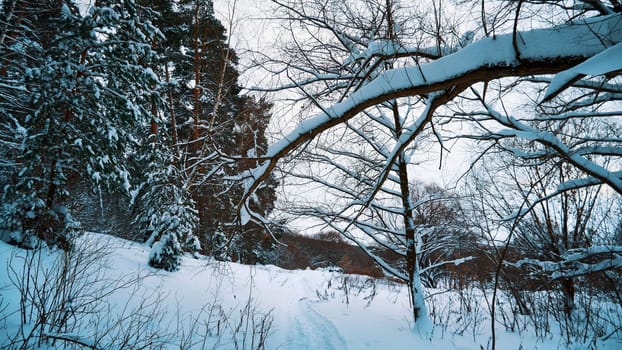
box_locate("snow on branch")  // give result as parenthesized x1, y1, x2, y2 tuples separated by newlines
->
(472, 96, 622, 195)
(239, 14, 622, 213)
(515, 246, 622, 279)
(543, 41, 622, 101)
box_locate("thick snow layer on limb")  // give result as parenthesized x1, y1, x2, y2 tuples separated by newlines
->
(240, 14, 622, 208)
(544, 41, 622, 101)
(344, 39, 441, 66)
(268, 14, 622, 159)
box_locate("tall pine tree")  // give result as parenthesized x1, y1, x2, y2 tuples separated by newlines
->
(136, 0, 277, 264)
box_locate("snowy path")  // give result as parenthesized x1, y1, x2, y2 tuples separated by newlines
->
(268, 272, 348, 350)
(284, 299, 348, 350)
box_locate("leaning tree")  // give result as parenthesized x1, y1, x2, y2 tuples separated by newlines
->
(239, 0, 622, 328)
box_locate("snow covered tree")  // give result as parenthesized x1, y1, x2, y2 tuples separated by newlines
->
(241, 0, 622, 328)
(138, 153, 201, 272)
(280, 99, 477, 321)
(245, 0, 622, 197)
(0, 0, 161, 249)
(246, 0, 483, 325)
(129, 101, 201, 271)
(137, 0, 277, 263)
(484, 145, 622, 317)
(409, 183, 479, 288)
(462, 138, 622, 344)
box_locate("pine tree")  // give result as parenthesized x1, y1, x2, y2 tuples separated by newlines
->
(138, 148, 200, 271)
(136, 0, 277, 264)
(0, 0, 160, 249)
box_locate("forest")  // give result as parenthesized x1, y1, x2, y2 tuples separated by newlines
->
(0, 0, 621, 349)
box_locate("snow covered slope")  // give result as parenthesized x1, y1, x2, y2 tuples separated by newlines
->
(0, 233, 619, 349)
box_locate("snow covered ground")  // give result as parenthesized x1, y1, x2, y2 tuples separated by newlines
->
(0, 233, 620, 349)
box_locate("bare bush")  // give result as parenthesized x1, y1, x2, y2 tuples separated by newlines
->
(1, 237, 171, 349)
(0, 237, 274, 350)
(178, 267, 274, 350)
(314, 273, 407, 309)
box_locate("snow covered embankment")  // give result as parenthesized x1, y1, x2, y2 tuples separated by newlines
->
(1, 233, 620, 349)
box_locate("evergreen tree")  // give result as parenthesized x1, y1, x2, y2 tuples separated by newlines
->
(137, 0, 277, 264)
(0, 0, 160, 249)
(137, 147, 200, 271)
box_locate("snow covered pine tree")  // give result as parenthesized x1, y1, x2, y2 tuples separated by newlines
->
(0, 0, 161, 249)
(135, 0, 277, 265)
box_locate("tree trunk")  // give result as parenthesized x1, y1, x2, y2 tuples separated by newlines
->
(164, 63, 178, 152)
(561, 277, 575, 318)
(191, 1, 202, 156)
(391, 99, 428, 325)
